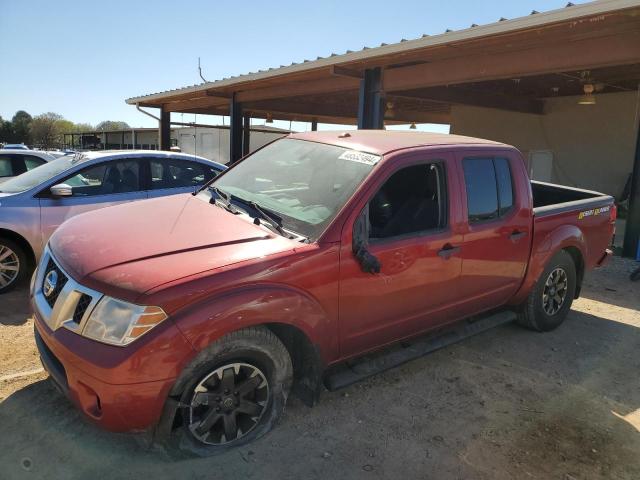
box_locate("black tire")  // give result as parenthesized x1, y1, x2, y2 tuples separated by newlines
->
(163, 326, 293, 457)
(0, 238, 28, 294)
(517, 250, 576, 332)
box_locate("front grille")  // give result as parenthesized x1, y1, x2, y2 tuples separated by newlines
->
(43, 258, 68, 308)
(73, 294, 93, 324)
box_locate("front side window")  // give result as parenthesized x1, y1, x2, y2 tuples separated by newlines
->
(211, 138, 380, 240)
(150, 158, 219, 190)
(369, 163, 446, 239)
(463, 157, 514, 223)
(62, 159, 141, 196)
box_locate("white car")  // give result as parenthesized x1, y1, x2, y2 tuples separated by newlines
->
(0, 150, 57, 184)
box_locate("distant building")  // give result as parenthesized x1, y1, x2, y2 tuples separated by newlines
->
(62, 124, 287, 164)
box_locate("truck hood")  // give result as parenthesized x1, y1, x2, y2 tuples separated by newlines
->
(49, 194, 297, 300)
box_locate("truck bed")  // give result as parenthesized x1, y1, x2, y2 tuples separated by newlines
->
(530, 180, 615, 272)
(531, 180, 613, 217)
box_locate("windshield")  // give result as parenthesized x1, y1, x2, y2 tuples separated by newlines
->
(0, 154, 81, 193)
(211, 138, 380, 240)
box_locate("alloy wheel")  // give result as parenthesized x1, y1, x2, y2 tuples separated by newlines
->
(542, 267, 568, 315)
(188, 362, 269, 445)
(0, 245, 20, 288)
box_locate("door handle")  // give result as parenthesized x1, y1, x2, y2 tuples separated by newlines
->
(438, 243, 461, 259)
(509, 230, 527, 243)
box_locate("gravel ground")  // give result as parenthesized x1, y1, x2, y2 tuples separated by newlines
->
(0, 256, 639, 480)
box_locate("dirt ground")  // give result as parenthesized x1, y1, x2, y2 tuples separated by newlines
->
(1, 257, 639, 480)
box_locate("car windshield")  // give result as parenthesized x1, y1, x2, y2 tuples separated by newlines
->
(0, 154, 86, 193)
(210, 138, 380, 240)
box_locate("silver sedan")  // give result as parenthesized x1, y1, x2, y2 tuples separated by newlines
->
(0, 150, 225, 293)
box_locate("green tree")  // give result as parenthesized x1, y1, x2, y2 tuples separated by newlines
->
(95, 120, 130, 131)
(29, 112, 64, 149)
(11, 110, 32, 144)
(73, 122, 93, 132)
(0, 116, 11, 143)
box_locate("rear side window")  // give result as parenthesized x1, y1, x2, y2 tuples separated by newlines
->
(149, 159, 220, 190)
(24, 155, 46, 171)
(0, 155, 14, 177)
(463, 157, 514, 223)
(494, 158, 513, 215)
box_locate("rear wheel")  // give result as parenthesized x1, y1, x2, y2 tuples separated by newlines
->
(517, 250, 576, 332)
(0, 238, 27, 294)
(165, 326, 293, 457)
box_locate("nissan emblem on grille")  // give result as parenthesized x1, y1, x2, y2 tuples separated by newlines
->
(43, 270, 58, 298)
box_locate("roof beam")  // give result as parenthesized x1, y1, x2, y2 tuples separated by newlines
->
(235, 76, 359, 103)
(384, 30, 640, 92)
(331, 65, 363, 79)
(162, 96, 228, 112)
(392, 87, 545, 114)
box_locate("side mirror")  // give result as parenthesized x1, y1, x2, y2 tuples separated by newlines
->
(50, 183, 73, 197)
(352, 206, 381, 274)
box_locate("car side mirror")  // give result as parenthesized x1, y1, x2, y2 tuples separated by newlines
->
(50, 183, 73, 197)
(352, 206, 381, 274)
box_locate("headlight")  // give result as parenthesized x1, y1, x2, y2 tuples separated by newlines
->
(82, 296, 167, 346)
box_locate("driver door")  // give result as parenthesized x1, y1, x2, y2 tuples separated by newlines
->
(38, 158, 147, 249)
(338, 152, 464, 358)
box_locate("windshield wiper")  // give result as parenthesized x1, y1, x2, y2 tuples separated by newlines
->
(208, 186, 237, 213)
(247, 201, 288, 237)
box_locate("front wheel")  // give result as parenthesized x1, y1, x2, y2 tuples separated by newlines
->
(0, 238, 27, 294)
(165, 326, 293, 457)
(517, 250, 576, 332)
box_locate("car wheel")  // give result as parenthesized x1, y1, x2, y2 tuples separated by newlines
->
(165, 326, 293, 457)
(517, 250, 576, 332)
(0, 238, 27, 294)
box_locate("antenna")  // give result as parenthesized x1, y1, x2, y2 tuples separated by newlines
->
(198, 57, 208, 83)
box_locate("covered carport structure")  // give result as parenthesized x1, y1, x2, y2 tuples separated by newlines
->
(126, 0, 640, 257)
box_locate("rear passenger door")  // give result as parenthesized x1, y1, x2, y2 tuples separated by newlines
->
(456, 151, 531, 314)
(145, 158, 221, 199)
(38, 158, 147, 248)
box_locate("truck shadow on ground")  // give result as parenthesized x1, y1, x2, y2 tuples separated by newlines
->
(1, 309, 639, 479)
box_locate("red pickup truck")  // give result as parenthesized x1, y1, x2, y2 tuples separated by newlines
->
(31, 131, 615, 455)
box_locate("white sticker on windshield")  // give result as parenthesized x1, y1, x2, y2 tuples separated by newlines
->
(338, 150, 380, 165)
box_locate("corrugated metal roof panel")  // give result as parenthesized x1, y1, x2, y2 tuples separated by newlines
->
(125, 0, 640, 105)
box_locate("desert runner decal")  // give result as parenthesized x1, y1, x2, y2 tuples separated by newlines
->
(578, 205, 610, 220)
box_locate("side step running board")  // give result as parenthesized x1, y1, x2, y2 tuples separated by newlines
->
(324, 310, 516, 391)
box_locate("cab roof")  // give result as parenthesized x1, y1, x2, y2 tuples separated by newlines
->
(289, 131, 508, 156)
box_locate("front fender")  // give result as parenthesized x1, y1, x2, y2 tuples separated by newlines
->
(510, 223, 586, 305)
(170, 283, 334, 363)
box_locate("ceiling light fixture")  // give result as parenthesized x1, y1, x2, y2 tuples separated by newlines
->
(385, 101, 395, 119)
(578, 83, 596, 105)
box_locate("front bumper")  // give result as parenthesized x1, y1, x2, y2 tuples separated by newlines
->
(30, 247, 197, 433)
(34, 314, 175, 433)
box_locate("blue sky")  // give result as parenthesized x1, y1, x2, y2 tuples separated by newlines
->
(0, 0, 587, 132)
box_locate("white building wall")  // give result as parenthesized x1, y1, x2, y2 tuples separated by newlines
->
(175, 126, 285, 164)
(450, 91, 638, 197)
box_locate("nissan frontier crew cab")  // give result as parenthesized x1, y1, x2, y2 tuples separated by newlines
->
(31, 131, 615, 456)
